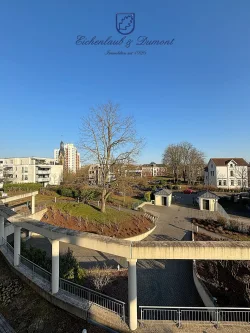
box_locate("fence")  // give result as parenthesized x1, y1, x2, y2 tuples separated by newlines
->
(0, 238, 125, 321)
(19, 254, 52, 282)
(140, 306, 250, 327)
(60, 278, 125, 321)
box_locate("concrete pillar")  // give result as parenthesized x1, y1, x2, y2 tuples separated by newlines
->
(14, 226, 21, 266)
(127, 259, 137, 331)
(31, 195, 35, 214)
(0, 216, 4, 245)
(198, 197, 203, 210)
(51, 239, 59, 294)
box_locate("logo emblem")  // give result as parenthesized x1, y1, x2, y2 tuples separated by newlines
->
(116, 13, 135, 35)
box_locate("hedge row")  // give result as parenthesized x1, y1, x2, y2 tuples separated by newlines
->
(48, 185, 101, 201)
(4, 183, 42, 192)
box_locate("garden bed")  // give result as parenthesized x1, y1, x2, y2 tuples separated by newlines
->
(41, 202, 154, 238)
(192, 217, 250, 241)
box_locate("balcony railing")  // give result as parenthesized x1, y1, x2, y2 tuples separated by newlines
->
(36, 177, 50, 182)
(36, 170, 51, 175)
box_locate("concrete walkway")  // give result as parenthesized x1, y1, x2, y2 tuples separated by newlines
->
(137, 204, 203, 308)
(0, 314, 15, 333)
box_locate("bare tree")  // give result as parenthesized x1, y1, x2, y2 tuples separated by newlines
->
(162, 142, 205, 184)
(79, 101, 143, 213)
(179, 142, 193, 182)
(162, 144, 182, 183)
(88, 264, 114, 291)
(234, 166, 248, 190)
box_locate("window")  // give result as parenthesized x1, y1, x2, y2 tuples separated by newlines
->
(238, 180, 241, 186)
(230, 163, 233, 167)
(210, 171, 215, 176)
(231, 180, 234, 186)
(218, 180, 222, 186)
(230, 171, 234, 177)
(211, 163, 213, 168)
(223, 180, 227, 186)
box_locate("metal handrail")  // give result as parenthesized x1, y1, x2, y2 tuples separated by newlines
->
(0, 238, 125, 321)
(139, 306, 250, 310)
(60, 277, 125, 304)
(60, 278, 125, 320)
(140, 306, 250, 328)
(19, 254, 52, 281)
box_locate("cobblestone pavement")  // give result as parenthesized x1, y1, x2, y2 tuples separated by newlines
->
(0, 314, 15, 333)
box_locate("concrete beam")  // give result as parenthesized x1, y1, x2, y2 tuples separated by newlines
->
(0, 191, 38, 204)
(7, 213, 250, 261)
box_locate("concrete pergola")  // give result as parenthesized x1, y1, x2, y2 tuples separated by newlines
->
(1, 192, 250, 331)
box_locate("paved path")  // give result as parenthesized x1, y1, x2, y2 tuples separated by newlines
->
(0, 314, 15, 333)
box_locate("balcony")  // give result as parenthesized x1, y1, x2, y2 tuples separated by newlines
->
(37, 170, 50, 175)
(4, 169, 13, 174)
(36, 177, 50, 183)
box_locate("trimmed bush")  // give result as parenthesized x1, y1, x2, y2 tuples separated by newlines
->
(217, 215, 227, 227)
(4, 183, 42, 192)
(144, 191, 151, 202)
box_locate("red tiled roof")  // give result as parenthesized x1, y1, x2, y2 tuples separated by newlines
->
(211, 158, 248, 166)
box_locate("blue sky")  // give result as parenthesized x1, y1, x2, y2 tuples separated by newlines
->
(1, 0, 250, 164)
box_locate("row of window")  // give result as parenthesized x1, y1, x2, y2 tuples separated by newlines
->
(218, 180, 241, 186)
(211, 171, 234, 176)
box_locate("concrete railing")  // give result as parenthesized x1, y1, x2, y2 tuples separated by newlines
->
(134, 201, 154, 210)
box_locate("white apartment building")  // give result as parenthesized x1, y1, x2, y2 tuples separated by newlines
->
(54, 141, 80, 173)
(0, 157, 63, 188)
(204, 158, 249, 189)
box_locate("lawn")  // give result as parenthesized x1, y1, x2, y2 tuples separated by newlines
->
(110, 194, 142, 207)
(36, 193, 74, 206)
(54, 201, 134, 224)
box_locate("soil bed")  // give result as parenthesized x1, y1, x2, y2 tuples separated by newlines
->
(41, 204, 154, 238)
(192, 217, 250, 241)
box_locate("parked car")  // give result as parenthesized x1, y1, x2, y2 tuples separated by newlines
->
(183, 188, 194, 194)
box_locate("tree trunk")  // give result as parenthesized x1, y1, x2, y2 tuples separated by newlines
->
(101, 188, 106, 213)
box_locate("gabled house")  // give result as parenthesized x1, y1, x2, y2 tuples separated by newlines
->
(204, 158, 249, 189)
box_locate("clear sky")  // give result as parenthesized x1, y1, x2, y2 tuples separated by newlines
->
(1, 0, 250, 164)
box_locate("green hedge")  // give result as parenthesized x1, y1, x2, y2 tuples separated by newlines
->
(4, 183, 42, 192)
(48, 185, 101, 201)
